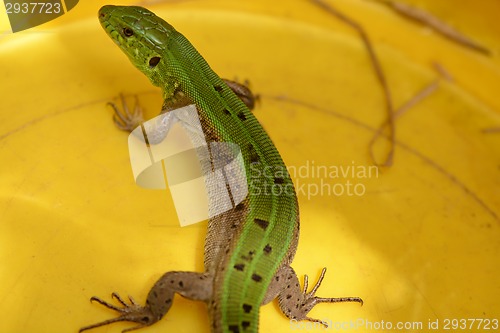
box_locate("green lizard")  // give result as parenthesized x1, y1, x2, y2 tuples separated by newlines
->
(80, 5, 362, 333)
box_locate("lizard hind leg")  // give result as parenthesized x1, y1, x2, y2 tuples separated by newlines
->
(80, 271, 212, 332)
(79, 292, 156, 333)
(265, 266, 363, 327)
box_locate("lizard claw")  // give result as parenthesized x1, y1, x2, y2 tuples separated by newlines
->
(79, 292, 156, 333)
(281, 268, 363, 328)
(108, 94, 144, 132)
(302, 268, 363, 326)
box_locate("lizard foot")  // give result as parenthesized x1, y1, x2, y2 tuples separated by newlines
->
(279, 268, 363, 327)
(79, 292, 156, 333)
(222, 78, 260, 111)
(108, 94, 144, 132)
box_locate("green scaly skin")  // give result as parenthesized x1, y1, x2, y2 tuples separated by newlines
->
(79, 5, 362, 333)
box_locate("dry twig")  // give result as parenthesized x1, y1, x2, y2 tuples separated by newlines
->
(310, 0, 396, 166)
(380, 0, 491, 55)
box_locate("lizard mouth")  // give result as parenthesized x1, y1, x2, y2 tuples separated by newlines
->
(99, 22, 122, 48)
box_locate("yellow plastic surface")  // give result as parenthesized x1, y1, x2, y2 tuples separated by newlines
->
(1, 0, 499, 332)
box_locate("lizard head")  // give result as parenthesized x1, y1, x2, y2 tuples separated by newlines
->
(98, 5, 176, 88)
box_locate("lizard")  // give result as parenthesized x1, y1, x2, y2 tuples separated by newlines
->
(80, 5, 362, 333)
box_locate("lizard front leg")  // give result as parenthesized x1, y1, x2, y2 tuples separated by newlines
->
(263, 266, 362, 326)
(80, 271, 212, 332)
(109, 79, 257, 135)
(222, 79, 259, 110)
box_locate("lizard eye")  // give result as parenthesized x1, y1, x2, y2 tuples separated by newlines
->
(123, 27, 134, 37)
(149, 57, 161, 68)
